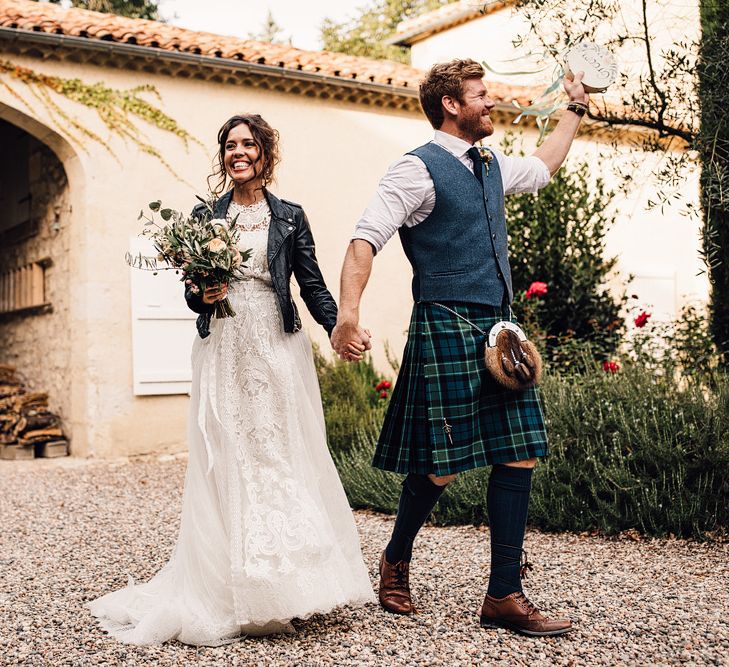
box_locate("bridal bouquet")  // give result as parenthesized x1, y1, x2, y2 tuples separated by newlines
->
(126, 197, 252, 318)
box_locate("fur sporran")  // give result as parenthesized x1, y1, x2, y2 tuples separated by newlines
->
(484, 326, 542, 391)
(433, 303, 542, 391)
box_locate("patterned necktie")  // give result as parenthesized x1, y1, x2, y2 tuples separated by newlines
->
(467, 146, 484, 188)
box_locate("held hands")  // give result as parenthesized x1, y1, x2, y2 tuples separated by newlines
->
(563, 70, 589, 106)
(331, 320, 373, 362)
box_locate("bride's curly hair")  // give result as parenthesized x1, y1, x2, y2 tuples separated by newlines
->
(207, 114, 281, 196)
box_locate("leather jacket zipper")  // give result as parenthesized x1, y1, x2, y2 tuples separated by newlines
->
(269, 219, 296, 264)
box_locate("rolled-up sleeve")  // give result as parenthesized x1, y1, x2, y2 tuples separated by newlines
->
(352, 155, 433, 254)
(493, 150, 551, 195)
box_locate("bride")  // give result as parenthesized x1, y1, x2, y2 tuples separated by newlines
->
(88, 114, 375, 645)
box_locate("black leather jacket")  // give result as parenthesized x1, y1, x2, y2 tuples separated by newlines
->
(184, 189, 338, 339)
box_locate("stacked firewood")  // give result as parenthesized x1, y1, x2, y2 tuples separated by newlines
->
(0, 365, 69, 459)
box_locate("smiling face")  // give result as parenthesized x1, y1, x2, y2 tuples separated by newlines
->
(223, 123, 263, 186)
(450, 77, 495, 143)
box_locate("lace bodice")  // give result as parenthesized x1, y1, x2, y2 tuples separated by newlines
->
(227, 199, 271, 285)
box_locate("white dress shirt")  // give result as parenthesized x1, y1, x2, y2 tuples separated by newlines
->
(353, 130, 551, 254)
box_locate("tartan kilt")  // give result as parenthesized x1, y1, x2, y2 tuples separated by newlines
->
(373, 301, 549, 477)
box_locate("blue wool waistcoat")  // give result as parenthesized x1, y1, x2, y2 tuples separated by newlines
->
(399, 142, 513, 305)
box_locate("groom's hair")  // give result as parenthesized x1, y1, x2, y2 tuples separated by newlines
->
(419, 59, 485, 129)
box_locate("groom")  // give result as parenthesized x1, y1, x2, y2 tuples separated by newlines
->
(332, 59, 590, 636)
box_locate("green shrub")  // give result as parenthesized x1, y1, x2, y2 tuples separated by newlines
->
(317, 337, 729, 538)
(531, 367, 729, 538)
(313, 345, 391, 455)
(504, 135, 626, 361)
(331, 418, 402, 514)
(625, 301, 726, 386)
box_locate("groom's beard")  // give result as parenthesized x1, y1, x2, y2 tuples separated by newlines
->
(459, 112, 493, 144)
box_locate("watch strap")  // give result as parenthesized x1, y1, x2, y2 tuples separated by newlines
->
(566, 102, 588, 117)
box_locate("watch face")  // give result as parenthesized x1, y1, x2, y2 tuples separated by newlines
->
(563, 42, 618, 93)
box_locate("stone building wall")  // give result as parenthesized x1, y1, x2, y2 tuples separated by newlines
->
(0, 131, 72, 438)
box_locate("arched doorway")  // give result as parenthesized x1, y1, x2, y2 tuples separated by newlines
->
(0, 103, 85, 455)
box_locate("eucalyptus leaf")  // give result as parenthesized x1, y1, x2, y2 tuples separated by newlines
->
(482, 59, 547, 76)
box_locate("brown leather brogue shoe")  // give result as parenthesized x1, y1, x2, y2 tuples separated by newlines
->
(378, 551, 414, 614)
(480, 591, 572, 637)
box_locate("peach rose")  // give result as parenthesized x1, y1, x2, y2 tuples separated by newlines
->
(206, 238, 226, 253)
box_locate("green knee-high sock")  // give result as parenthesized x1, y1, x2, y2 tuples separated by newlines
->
(385, 473, 446, 563)
(486, 464, 534, 598)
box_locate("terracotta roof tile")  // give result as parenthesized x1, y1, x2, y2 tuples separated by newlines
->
(0, 0, 532, 105)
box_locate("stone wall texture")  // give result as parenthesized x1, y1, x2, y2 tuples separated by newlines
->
(0, 138, 72, 439)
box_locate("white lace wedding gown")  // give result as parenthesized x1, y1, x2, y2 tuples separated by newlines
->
(88, 199, 375, 645)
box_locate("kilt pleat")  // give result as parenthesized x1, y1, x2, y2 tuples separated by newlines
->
(372, 302, 548, 477)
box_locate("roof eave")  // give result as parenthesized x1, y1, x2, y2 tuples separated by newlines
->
(0, 26, 424, 106)
(0, 25, 519, 117)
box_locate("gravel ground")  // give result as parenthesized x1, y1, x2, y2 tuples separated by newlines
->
(1, 457, 727, 667)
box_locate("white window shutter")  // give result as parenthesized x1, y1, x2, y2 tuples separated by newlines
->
(129, 236, 197, 395)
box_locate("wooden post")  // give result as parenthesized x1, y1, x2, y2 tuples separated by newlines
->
(21, 265, 30, 309)
(32, 262, 44, 305)
(11, 266, 16, 310)
(0, 271, 6, 312)
(25, 265, 33, 308)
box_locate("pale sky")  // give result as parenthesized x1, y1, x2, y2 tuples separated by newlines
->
(157, 0, 367, 51)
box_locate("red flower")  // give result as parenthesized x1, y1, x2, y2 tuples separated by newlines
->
(634, 311, 651, 328)
(602, 360, 621, 373)
(525, 281, 548, 299)
(383, 381, 391, 389)
(379, 391, 388, 399)
(375, 380, 392, 391)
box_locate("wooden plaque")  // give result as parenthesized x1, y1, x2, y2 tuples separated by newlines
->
(564, 42, 618, 93)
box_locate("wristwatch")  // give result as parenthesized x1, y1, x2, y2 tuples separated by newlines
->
(566, 102, 588, 117)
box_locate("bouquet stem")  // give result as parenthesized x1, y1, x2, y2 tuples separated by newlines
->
(214, 297, 236, 318)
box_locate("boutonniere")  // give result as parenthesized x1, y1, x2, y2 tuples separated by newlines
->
(476, 145, 494, 177)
